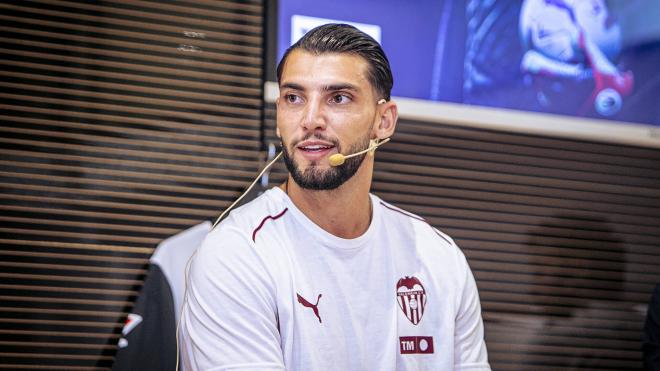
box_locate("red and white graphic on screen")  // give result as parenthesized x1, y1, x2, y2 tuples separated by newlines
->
(396, 276, 427, 325)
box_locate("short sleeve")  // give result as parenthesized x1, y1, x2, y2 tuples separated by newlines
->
(454, 252, 491, 371)
(180, 226, 285, 370)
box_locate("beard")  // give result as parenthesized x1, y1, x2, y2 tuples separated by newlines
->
(282, 135, 370, 191)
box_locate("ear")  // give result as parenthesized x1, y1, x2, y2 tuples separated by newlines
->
(373, 100, 398, 140)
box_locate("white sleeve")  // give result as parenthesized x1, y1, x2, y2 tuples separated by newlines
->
(454, 253, 491, 371)
(180, 226, 285, 371)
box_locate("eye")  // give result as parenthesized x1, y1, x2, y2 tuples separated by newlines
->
(330, 94, 351, 104)
(284, 94, 302, 104)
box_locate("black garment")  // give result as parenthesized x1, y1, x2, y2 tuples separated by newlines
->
(112, 263, 177, 371)
(111, 221, 211, 371)
(644, 284, 660, 371)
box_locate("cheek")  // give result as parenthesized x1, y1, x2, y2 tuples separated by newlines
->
(275, 109, 294, 138)
(326, 109, 372, 132)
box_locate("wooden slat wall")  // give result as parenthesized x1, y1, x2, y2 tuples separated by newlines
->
(0, 0, 264, 369)
(264, 104, 660, 370)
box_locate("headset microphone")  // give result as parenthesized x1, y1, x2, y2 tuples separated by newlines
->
(328, 137, 391, 166)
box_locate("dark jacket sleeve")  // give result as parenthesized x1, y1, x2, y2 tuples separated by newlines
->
(644, 284, 660, 371)
(112, 263, 177, 371)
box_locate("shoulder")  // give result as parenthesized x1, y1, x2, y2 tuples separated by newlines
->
(374, 195, 471, 272)
(193, 188, 290, 272)
(215, 188, 290, 243)
(375, 195, 456, 248)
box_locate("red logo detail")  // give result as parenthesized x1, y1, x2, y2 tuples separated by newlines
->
(396, 276, 427, 325)
(252, 208, 288, 242)
(297, 293, 322, 323)
(399, 336, 434, 354)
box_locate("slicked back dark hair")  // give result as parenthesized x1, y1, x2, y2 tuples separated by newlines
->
(276, 23, 394, 101)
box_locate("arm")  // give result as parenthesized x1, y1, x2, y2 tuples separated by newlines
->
(180, 227, 284, 370)
(454, 253, 491, 371)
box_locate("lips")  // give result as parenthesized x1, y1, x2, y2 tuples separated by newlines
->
(296, 140, 336, 161)
(299, 144, 333, 152)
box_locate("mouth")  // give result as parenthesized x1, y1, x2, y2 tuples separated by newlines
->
(299, 144, 334, 152)
(296, 140, 337, 161)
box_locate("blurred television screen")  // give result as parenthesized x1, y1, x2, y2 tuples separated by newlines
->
(278, 0, 660, 128)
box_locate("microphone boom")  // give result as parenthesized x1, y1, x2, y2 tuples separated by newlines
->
(328, 137, 390, 167)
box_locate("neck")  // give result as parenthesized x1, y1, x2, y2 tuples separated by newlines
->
(281, 160, 373, 239)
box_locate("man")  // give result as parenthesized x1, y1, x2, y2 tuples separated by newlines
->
(180, 24, 490, 370)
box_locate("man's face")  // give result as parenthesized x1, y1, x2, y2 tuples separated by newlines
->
(276, 50, 380, 190)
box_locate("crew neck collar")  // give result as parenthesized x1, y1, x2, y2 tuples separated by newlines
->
(270, 187, 379, 249)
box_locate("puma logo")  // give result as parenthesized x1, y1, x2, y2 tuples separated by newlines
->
(297, 293, 322, 323)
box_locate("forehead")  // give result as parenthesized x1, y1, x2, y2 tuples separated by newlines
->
(279, 50, 372, 92)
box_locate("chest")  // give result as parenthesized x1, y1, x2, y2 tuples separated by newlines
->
(272, 240, 459, 370)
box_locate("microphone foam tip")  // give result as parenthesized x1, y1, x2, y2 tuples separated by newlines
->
(328, 154, 345, 166)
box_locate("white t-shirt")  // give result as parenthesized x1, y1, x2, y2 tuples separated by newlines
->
(181, 188, 490, 370)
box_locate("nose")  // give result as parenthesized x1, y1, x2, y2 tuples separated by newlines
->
(300, 96, 327, 131)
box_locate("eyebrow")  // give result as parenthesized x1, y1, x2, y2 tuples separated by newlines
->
(279, 83, 359, 92)
(324, 84, 358, 92)
(280, 82, 305, 91)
